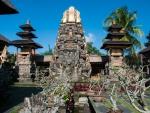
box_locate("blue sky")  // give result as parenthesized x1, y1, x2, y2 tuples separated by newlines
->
(0, 0, 150, 54)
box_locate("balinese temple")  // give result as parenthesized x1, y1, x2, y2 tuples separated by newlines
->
(0, 0, 18, 65)
(101, 24, 132, 67)
(12, 20, 43, 80)
(50, 6, 91, 81)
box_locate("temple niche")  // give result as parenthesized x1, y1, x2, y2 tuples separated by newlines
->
(50, 6, 91, 81)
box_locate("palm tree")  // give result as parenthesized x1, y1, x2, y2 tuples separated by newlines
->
(104, 6, 143, 66)
(86, 42, 102, 56)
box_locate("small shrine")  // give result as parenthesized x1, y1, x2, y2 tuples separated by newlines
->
(101, 23, 132, 67)
(12, 20, 43, 80)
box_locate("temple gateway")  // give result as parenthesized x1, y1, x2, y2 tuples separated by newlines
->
(49, 6, 91, 81)
(12, 21, 43, 80)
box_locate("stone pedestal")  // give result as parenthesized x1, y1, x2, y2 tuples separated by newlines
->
(16, 53, 35, 81)
(110, 49, 123, 67)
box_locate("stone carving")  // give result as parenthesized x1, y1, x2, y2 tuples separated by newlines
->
(50, 6, 91, 81)
(62, 6, 81, 23)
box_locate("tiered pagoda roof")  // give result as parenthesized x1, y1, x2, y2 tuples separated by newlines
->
(11, 20, 43, 49)
(139, 44, 150, 58)
(0, 34, 10, 44)
(101, 24, 132, 49)
(0, 0, 18, 14)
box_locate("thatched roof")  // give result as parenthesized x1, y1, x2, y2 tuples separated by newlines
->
(105, 32, 125, 39)
(16, 32, 37, 38)
(11, 39, 43, 48)
(0, 0, 18, 14)
(0, 34, 10, 43)
(35, 55, 53, 63)
(101, 41, 132, 49)
(20, 24, 35, 31)
(108, 24, 122, 32)
(139, 48, 150, 58)
(139, 46, 150, 55)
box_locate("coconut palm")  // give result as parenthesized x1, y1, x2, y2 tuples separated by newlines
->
(86, 42, 102, 56)
(104, 6, 143, 66)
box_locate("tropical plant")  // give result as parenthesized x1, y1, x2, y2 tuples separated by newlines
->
(104, 6, 143, 66)
(86, 42, 102, 56)
(41, 45, 53, 55)
(7, 52, 16, 64)
(104, 64, 150, 113)
(116, 64, 150, 113)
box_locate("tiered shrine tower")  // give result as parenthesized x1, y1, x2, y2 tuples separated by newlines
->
(52, 6, 91, 81)
(101, 23, 132, 67)
(12, 20, 43, 80)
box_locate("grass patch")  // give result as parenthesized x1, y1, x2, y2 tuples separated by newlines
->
(6, 104, 22, 113)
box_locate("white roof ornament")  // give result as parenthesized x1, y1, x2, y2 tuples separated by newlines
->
(26, 19, 30, 24)
(62, 6, 81, 23)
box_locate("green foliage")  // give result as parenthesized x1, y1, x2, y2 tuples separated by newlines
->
(41, 45, 53, 55)
(104, 6, 143, 66)
(125, 54, 141, 67)
(7, 52, 16, 64)
(63, 94, 69, 102)
(41, 50, 53, 55)
(86, 42, 102, 56)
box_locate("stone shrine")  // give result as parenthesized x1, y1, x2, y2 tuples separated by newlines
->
(12, 20, 43, 80)
(101, 23, 132, 67)
(51, 6, 91, 81)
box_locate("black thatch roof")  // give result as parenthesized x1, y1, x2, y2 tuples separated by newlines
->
(108, 24, 122, 32)
(20, 24, 35, 31)
(16, 32, 37, 38)
(101, 41, 132, 49)
(0, 34, 10, 43)
(139, 46, 150, 54)
(105, 32, 126, 39)
(11, 39, 43, 49)
(0, 0, 18, 14)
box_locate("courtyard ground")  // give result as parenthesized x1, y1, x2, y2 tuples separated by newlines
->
(0, 81, 42, 113)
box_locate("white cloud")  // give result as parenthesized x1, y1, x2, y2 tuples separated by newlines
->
(85, 33, 94, 42)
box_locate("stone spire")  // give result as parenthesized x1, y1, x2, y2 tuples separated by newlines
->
(50, 6, 91, 81)
(62, 6, 81, 23)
